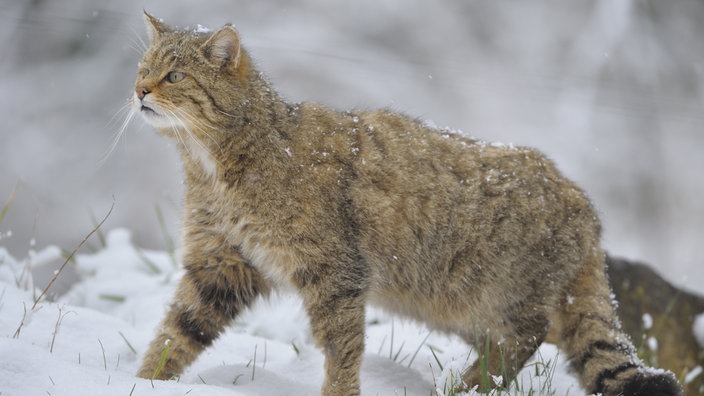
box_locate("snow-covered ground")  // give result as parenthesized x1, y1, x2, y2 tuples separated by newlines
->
(1, 229, 585, 395)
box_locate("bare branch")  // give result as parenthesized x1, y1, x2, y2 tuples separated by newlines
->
(32, 197, 115, 310)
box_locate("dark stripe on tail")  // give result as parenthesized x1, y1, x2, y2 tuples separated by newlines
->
(575, 340, 633, 372)
(560, 313, 615, 341)
(593, 362, 639, 394)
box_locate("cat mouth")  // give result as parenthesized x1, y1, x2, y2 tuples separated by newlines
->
(140, 105, 158, 115)
(138, 103, 168, 128)
(140, 105, 166, 123)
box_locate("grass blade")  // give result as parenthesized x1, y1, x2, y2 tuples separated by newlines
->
(119, 331, 137, 355)
(154, 204, 177, 268)
(0, 181, 19, 225)
(151, 339, 172, 382)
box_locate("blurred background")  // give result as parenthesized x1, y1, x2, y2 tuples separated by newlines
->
(1, 0, 702, 294)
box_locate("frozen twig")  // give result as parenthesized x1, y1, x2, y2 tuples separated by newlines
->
(50, 305, 74, 353)
(32, 197, 115, 310)
(12, 302, 27, 339)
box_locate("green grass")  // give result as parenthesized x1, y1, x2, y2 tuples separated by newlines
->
(634, 294, 680, 369)
(428, 344, 560, 396)
(154, 204, 178, 269)
(89, 209, 108, 250)
(99, 293, 126, 303)
(377, 321, 561, 395)
(129, 204, 181, 282)
(150, 339, 173, 384)
(118, 331, 137, 355)
(0, 181, 18, 225)
(135, 247, 163, 274)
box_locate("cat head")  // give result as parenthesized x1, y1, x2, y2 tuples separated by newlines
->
(134, 12, 249, 137)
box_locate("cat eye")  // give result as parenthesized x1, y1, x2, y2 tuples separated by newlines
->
(166, 71, 186, 83)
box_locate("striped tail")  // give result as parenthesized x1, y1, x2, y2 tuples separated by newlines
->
(554, 248, 683, 396)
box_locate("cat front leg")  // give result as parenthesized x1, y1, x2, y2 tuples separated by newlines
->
(137, 246, 270, 380)
(294, 265, 368, 396)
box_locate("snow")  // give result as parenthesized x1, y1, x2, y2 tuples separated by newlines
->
(194, 24, 213, 34)
(684, 365, 702, 385)
(642, 313, 653, 331)
(0, 229, 585, 395)
(694, 313, 704, 349)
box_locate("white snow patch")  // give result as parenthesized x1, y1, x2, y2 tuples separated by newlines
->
(0, 230, 12, 240)
(490, 141, 515, 149)
(642, 313, 653, 330)
(684, 365, 702, 385)
(421, 119, 465, 136)
(492, 374, 504, 387)
(694, 313, 704, 348)
(194, 24, 212, 34)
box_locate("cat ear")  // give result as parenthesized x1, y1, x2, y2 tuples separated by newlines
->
(202, 25, 241, 67)
(143, 11, 172, 42)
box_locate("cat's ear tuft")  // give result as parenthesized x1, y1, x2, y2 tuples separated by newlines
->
(143, 11, 172, 42)
(202, 25, 241, 67)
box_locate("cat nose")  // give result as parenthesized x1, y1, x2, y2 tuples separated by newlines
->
(135, 86, 151, 101)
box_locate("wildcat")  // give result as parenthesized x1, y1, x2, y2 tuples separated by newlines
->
(132, 12, 682, 396)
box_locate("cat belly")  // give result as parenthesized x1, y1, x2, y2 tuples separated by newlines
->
(365, 259, 488, 333)
(367, 284, 486, 334)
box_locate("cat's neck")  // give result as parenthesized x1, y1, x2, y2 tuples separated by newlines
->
(178, 69, 294, 183)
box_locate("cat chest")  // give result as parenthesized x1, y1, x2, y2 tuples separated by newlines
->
(188, 178, 323, 291)
(225, 215, 302, 291)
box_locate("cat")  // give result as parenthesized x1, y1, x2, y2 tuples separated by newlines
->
(132, 12, 682, 396)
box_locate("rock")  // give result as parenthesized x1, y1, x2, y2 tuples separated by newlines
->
(607, 255, 704, 396)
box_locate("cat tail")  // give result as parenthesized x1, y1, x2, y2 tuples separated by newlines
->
(553, 247, 683, 396)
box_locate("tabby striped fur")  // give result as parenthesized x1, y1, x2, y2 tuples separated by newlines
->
(132, 13, 682, 396)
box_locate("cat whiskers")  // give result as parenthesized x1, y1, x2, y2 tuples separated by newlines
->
(163, 108, 225, 171)
(173, 108, 224, 156)
(126, 26, 148, 55)
(100, 99, 137, 165)
(158, 109, 190, 155)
